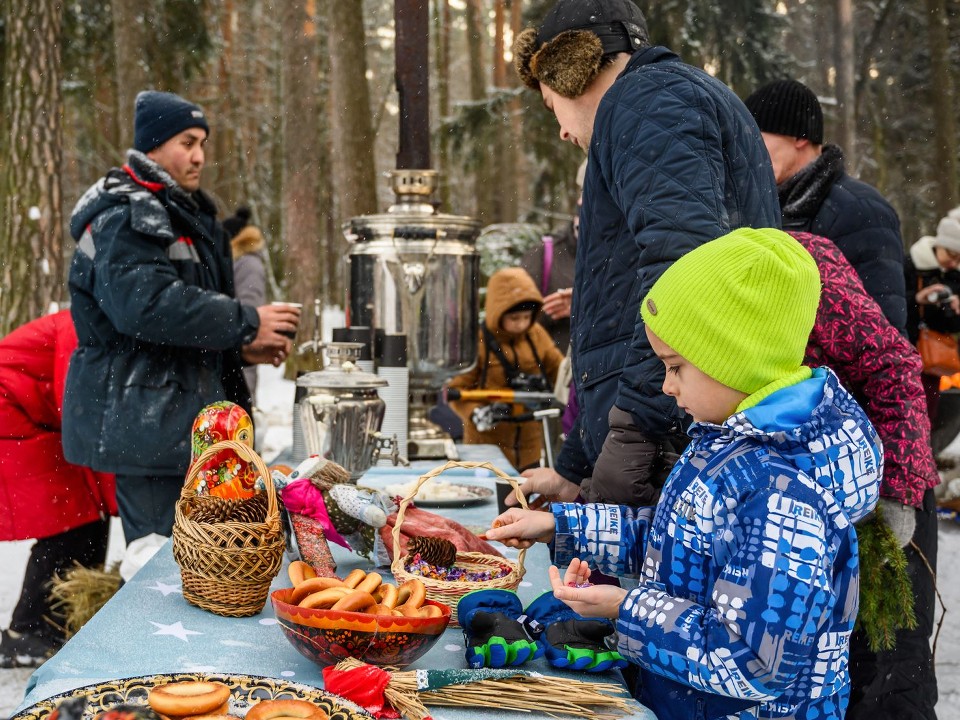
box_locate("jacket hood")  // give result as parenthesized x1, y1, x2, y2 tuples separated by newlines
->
(231, 225, 265, 258)
(484, 267, 544, 333)
(910, 235, 941, 272)
(697, 367, 882, 523)
(69, 151, 215, 244)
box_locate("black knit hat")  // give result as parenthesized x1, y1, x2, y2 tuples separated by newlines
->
(223, 206, 252, 239)
(744, 79, 824, 144)
(134, 91, 210, 152)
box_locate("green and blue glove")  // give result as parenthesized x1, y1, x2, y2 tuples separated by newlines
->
(458, 590, 543, 668)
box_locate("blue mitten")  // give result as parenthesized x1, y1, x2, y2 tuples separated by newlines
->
(458, 590, 543, 668)
(523, 591, 627, 672)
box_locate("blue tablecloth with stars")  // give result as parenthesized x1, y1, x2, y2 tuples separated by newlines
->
(16, 446, 655, 719)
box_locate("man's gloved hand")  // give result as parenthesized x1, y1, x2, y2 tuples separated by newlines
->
(470, 403, 513, 432)
(458, 590, 543, 668)
(877, 497, 917, 548)
(523, 591, 627, 673)
(584, 406, 679, 505)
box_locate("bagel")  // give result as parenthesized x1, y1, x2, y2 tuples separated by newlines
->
(287, 561, 317, 587)
(148, 681, 231, 717)
(397, 579, 426, 609)
(398, 604, 422, 618)
(331, 589, 378, 613)
(342, 568, 367, 589)
(377, 583, 399, 609)
(367, 603, 393, 615)
(355, 571, 382, 595)
(184, 715, 240, 720)
(299, 586, 351, 609)
(418, 604, 444, 619)
(245, 699, 328, 720)
(289, 576, 346, 605)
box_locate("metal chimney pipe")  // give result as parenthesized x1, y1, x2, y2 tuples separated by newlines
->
(394, 0, 431, 170)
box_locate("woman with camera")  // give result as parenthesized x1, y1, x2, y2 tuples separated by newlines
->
(447, 267, 565, 471)
(906, 209, 960, 429)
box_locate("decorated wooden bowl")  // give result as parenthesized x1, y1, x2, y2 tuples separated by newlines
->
(271, 588, 450, 669)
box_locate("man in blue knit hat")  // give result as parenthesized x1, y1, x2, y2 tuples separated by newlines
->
(63, 91, 300, 559)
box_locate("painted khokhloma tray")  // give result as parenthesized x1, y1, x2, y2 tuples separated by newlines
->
(12, 672, 373, 720)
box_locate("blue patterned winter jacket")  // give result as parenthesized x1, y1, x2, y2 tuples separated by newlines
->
(552, 368, 882, 720)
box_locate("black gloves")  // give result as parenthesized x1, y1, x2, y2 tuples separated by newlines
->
(458, 590, 626, 672)
(525, 591, 626, 672)
(471, 403, 513, 432)
(458, 590, 543, 668)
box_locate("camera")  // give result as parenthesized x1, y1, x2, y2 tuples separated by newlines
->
(508, 372, 550, 393)
(926, 288, 957, 317)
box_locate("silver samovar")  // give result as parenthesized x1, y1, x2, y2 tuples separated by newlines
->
(344, 169, 480, 459)
(297, 342, 395, 480)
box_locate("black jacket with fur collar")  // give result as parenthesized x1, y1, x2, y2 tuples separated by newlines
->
(778, 144, 907, 334)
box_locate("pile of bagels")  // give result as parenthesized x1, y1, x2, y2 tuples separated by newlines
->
(147, 680, 328, 720)
(286, 561, 444, 618)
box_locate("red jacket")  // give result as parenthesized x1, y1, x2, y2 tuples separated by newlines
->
(794, 232, 939, 508)
(0, 311, 116, 540)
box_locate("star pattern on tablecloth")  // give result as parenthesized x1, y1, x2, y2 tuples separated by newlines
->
(150, 620, 202, 642)
(147, 581, 181, 597)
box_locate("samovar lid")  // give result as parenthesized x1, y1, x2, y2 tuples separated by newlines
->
(296, 342, 388, 390)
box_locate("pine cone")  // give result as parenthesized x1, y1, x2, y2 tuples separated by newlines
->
(190, 496, 238, 523)
(226, 493, 269, 523)
(407, 536, 457, 568)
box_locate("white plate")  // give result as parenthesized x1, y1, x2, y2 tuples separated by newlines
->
(382, 480, 494, 507)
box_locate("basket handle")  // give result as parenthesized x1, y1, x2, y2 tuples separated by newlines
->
(182, 439, 278, 520)
(390, 461, 528, 572)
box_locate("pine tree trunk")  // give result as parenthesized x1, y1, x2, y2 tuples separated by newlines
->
(111, 0, 149, 148)
(0, 0, 64, 334)
(465, 0, 493, 222)
(433, 0, 452, 210)
(327, 0, 378, 220)
(281, 0, 325, 315)
(833, 0, 856, 170)
(926, 0, 958, 215)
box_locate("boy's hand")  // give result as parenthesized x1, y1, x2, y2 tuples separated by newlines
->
(485, 508, 556, 548)
(549, 559, 627, 619)
(510, 467, 580, 507)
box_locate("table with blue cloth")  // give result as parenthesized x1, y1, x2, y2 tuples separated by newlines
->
(16, 446, 656, 720)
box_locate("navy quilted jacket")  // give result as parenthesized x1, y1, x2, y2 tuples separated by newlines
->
(557, 46, 781, 482)
(63, 152, 258, 476)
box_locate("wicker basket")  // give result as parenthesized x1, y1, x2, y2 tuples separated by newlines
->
(391, 461, 527, 626)
(173, 440, 284, 617)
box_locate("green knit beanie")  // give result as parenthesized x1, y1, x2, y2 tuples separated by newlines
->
(641, 227, 821, 397)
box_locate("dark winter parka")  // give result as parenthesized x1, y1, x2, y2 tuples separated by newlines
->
(63, 151, 259, 476)
(778, 144, 907, 334)
(556, 46, 781, 483)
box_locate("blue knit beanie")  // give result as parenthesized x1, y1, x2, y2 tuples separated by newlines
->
(134, 91, 210, 152)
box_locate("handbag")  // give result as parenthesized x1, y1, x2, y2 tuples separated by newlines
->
(917, 325, 960, 376)
(916, 276, 960, 376)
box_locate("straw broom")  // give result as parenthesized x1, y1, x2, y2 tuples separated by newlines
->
(333, 658, 634, 720)
(47, 562, 121, 639)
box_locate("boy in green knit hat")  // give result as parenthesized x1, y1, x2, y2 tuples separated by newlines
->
(486, 227, 883, 719)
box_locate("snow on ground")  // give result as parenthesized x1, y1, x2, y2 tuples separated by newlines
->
(2, 365, 960, 717)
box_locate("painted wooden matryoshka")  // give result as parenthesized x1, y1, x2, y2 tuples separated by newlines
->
(189, 401, 257, 499)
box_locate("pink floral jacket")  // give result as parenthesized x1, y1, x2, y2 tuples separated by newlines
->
(794, 231, 939, 507)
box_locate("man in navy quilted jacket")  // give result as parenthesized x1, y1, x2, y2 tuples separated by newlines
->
(510, 0, 781, 508)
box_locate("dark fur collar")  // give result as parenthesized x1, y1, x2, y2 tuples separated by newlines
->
(778, 144, 845, 228)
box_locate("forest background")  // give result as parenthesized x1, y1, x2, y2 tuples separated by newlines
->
(0, 0, 957, 338)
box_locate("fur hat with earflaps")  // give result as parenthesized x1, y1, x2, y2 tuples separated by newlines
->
(514, 0, 648, 99)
